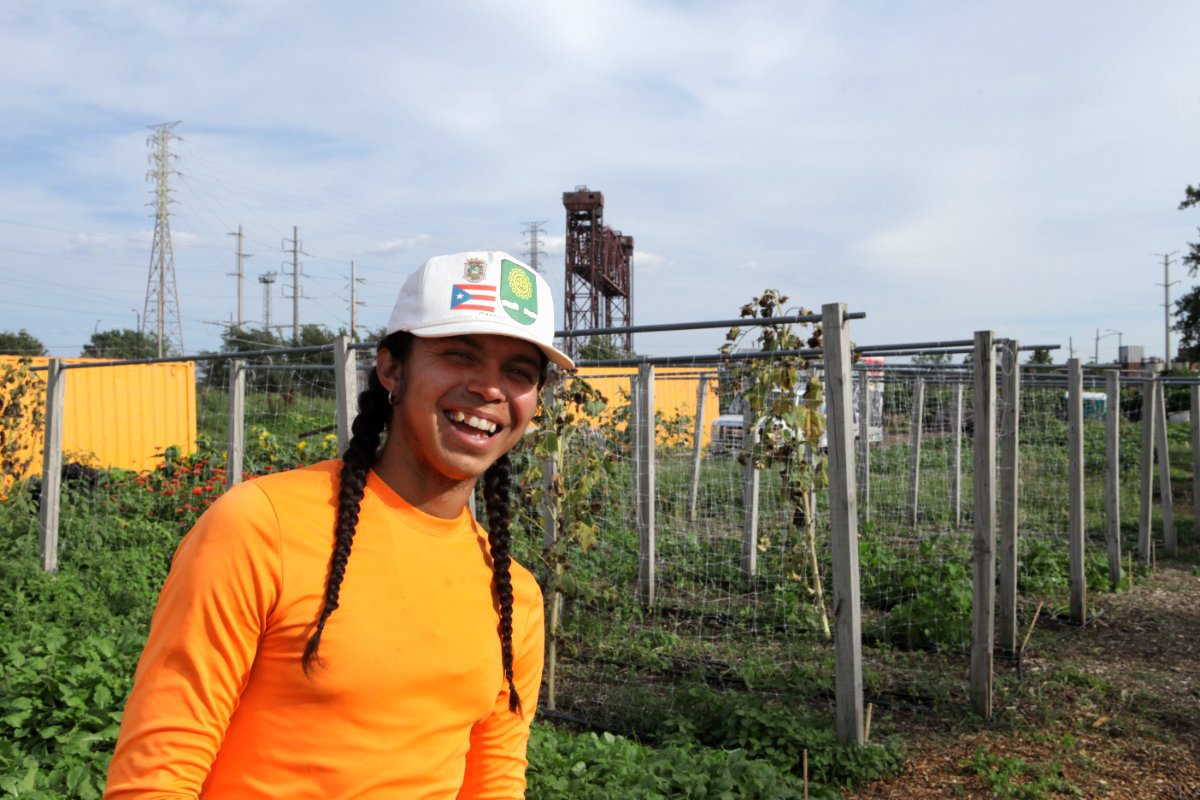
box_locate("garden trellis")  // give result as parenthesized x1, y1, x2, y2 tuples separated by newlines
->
(16, 307, 1199, 762)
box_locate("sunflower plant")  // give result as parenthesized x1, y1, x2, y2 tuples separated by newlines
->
(721, 289, 831, 639)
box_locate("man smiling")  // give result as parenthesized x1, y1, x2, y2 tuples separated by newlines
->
(105, 252, 572, 799)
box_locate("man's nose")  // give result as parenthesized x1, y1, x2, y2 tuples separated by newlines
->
(465, 366, 504, 401)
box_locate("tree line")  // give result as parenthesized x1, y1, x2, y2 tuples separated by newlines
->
(0, 325, 383, 360)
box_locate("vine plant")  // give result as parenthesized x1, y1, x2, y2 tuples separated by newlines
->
(721, 290, 832, 638)
(1, 358, 44, 498)
(523, 371, 612, 708)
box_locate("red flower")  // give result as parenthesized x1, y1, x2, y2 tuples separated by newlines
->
(192, 487, 204, 496)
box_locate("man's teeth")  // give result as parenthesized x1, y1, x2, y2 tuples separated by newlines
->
(448, 410, 497, 434)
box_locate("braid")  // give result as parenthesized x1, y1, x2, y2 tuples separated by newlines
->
(482, 453, 522, 715)
(303, 332, 411, 675)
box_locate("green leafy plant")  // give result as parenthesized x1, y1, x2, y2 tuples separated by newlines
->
(520, 372, 615, 708)
(527, 723, 823, 799)
(963, 749, 1082, 799)
(0, 492, 176, 798)
(660, 686, 903, 790)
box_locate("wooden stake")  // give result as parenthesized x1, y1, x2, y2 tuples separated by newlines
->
(1128, 551, 1134, 591)
(1020, 600, 1045, 654)
(864, 702, 874, 743)
(1151, 536, 1156, 572)
(803, 748, 809, 800)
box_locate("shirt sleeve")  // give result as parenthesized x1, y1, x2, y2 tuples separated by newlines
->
(103, 482, 283, 800)
(458, 578, 545, 799)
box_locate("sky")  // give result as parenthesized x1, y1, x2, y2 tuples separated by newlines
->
(2, 0, 1199, 366)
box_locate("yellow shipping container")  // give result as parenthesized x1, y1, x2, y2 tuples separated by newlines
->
(573, 366, 723, 449)
(0, 356, 197, 482)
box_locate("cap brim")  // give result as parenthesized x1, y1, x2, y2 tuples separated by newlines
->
(402, 319, 575, 370)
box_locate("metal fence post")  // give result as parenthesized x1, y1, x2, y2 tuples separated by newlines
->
(907, 378, 925, 526)
(857, 367, 871, 521)
(1138, 379, 1157, 565)
(334, 336, 357, 455)
(740, 404, 760, 579)
(37, 359, 65, 574)
(1192, 384, 1200, 552)
(687, 375, 708, 524)
(998, 339, 1020, 653)
(1106, 370, 1122, 590)
(227, 359, 245, 489)
(822, 303, 864, 746)
(951, 381, 964, 527)
(1154, 380, 1177, 558)
(1067, 358, 1087, 624)
(635, 363, 656, 607)
(970, 332, 996, 719)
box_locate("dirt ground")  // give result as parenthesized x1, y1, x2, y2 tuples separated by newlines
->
(846, 558, 1200, 799)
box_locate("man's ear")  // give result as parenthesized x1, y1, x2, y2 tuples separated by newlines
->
(375, 348, 405, 400)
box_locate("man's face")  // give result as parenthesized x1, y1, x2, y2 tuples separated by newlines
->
(379, 333, 542, 486)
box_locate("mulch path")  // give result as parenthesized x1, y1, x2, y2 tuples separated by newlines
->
(845, 559, 1200, 799)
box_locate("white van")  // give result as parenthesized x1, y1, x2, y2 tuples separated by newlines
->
(708, 361, 884, 455)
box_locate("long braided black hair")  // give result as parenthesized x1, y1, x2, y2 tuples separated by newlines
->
(302, 330, 543, 717)
(481, 452, 522, 714)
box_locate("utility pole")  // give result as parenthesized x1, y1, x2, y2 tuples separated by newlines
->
(141, 121, 185, 357)
(282, 226, 306, 343)
(522, 220, 548, 274)
(227, 225, 252, 330)
(349, 260, 365, 341)
(1157, 251, 1180, 369)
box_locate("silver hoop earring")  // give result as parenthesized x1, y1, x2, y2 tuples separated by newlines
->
(387, 389, 400, 406)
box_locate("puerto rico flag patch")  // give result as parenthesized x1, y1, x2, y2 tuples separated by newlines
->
(450, 283, 496, 312)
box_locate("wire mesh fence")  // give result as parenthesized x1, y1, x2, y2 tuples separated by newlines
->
(6, 335, 1196, 759)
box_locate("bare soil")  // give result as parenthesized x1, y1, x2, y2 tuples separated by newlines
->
(846, 555, 1200, 799)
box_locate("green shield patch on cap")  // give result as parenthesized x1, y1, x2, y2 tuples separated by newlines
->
(500, 258, 538, 326)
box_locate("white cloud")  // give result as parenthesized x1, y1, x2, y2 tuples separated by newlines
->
(1, 0, 1199, 359)
(361, 236, 433, 258)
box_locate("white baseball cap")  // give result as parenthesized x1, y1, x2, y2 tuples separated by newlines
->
(385, 251, 574, 370)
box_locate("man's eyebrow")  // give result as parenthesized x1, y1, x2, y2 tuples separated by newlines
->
(439, 335, 483, 350)
(441, 335, 541, 368)
(507, 352, 542, 370)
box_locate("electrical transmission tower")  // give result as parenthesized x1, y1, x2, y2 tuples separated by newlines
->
(141, 121, 185, 356)
(259, 273, 278, 335)
(522, 220, 548, 274)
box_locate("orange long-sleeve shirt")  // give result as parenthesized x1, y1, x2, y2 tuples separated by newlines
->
(104, 460, 544, 799)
